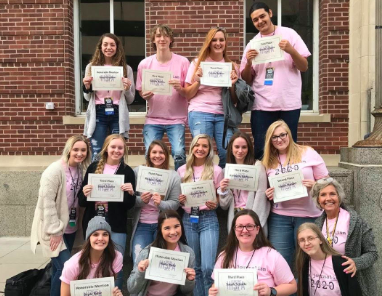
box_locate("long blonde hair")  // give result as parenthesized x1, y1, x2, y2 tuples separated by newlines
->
(262, 120, 307, 170)
(61, 135, 91, 169)
(295, 223, 339, 296)
(191, 27, 236, 81)
(182, 134, 214, 183)
(95, 134, 128, 174)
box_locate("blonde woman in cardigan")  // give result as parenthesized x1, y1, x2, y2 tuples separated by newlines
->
(31, 135, 91, 296)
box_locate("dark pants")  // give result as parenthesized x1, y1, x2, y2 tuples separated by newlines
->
(250, 109, 301, 159)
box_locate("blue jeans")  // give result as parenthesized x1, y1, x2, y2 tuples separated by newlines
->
(183, 211, 219, 296)
(143, 124, 186, 171)
(250, 109, 301, 160)
(131, 222, 158, 263)
(50, 232, 76, 296)
(268, 212, 315, 269)
(110, 231, 126, 289)
(91, 104, 120, 161)
(188, 111, 234, 168)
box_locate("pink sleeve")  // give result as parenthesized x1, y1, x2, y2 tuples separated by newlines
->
(291, 30, 311, 58)
(309, 149, 329, 180)
(239, 43, 251, 75)
(214, 165, 224, 189)
(177, 165, 186, 179)
(135, 61, 144, 91)
(60, 255, 80, 284)
(185, 60, 197, 84)
(181, 59, 191, 87)
(269, 250, 295, 286)
(113, 251, 123, 273)
(211, 252, 225, 280)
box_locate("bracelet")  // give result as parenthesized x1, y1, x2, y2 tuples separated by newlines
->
(217, 187, 228, 196)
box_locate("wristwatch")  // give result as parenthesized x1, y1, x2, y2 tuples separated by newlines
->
(270, 287, 277, 296)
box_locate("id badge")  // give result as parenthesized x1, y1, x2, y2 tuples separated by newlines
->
(69, 208, 77, 227)
(104, 97, 114, 115)
(190, 207, 199, 223)
(264, 67, 274, 85)
(96, 204, 106, 218)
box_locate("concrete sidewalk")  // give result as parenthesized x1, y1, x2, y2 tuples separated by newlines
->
(0, 237, 49, 293)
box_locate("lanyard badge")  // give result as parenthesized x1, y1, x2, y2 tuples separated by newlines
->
(69, 208, 77, 227)
(190, 207, 200, 223)
(264, 67, 274, 85)
(104, 97, 114, 115)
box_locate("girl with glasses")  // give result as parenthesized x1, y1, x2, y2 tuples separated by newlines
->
(208, 210, 297, 296)
(296, 223, 362, 296)
(218, 132, 270, 234)
(262, 120, 329, 269)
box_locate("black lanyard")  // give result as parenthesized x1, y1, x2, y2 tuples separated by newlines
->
(309, 254, 327, 296)
(234, 248, 255, 269)
(68, 166, 80, 209)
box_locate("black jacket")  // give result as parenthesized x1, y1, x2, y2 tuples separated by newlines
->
(302, 255, 362, 296)
(78, 161, 136, 237)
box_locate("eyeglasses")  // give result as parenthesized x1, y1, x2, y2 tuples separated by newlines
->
(213, 26, 226, 32)
(298, 236, 318, 244)
(317, 177, 334, 184)
(271, 132, 288, 142)
(234, 224, 257, 231)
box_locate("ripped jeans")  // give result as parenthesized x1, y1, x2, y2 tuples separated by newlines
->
(131, 222, 158, 263)
(143, 124, 186, 171)
(91, 104, 120, 161)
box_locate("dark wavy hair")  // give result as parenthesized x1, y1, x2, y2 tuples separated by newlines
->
(146, 140, 170, 170)
(226, 132, 255, 165)
(249, 1, 271, 18)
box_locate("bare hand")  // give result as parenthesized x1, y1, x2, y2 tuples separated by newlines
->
(50, 235, 62, 251)
(83, 185, 93, 197)
(178, 194, 187, 205)
(138, 259, 149, 272)
(122, 77, 132, 91)
(265, 187, 274, 201)
(302, 179, 316, 190)
(83, 76, 93, 90)
(219, 178, 229, 192)
(121, 182, 134, 195)
(279, 39, 293, 54)
(342, 256, 357, 277)
(230, 70, 238, 86)
(185, 268, 196, 281)
(169, 79, 183, 92)
(246, 49, 259, 65)
(208, 286, 218, 296)
(141, 91, 154, 101)
(254, 282, 271, 296)
(112, 287, 123, 296)
(152, 193, 162, 206)
(193, 67, 203, 82)
(205, 200, 218, 210)
(140, 192, 152, 204)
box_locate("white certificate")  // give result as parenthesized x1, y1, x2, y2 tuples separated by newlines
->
(215, 269, 258, 296)
(200, 62, 232, 87)
(136, 166, 171, 196)
(70, 277, 114, 296)
(88, 173, 124, 202)
(142, 69, 172, 95)
(224, 164, 259, 191)
(181, 180, 216, 208)
(268, 170, 308, 203)
(91, 66, 124, 90)
(250, 35, 284, 65)
(145, 247, 190, 285)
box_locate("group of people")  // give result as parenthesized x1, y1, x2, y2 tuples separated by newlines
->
(29, 2, 378, 296)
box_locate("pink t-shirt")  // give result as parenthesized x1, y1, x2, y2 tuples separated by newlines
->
(64, 165, 82, 234)
(212, 247, 294, 288)
(177, 164, 224, 213)
(240, 26, 311, 111)
(95, 65, 122, 105)
(139, 199, 160, 224)
(186, 57, 226, 115)
(146, 244, 181, 296)
(309, 256, 341, 296)
(60, 250, 123, 284)
(322, 209, 350, 255)
(233, 189, 249, 208)
(136, 53, 190, 125)
(267, 148, 328, 218)
(94, 163, 120, 213)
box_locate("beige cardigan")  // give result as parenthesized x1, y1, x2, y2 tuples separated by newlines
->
(30, 160, 69, 258)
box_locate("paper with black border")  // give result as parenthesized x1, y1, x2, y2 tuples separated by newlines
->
(70, 276, 114, 296)
(250, 35, 284, 65)
(224, 164, 259, 191)
(136, 166, 171, 196)
(91, 66, 124, 91)
(88, 173, 124, 202)
(200, 62, 232, 87)
(181, 180, 216, 207)
(142, 69, 172, 95)
(145, 246, 190, 285)
(215, 269, 257, 296)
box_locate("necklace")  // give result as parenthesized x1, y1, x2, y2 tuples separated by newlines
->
(325, 209, 340, 246)
(309, 254, 327, 296)
(260, 24, 276, 38)
(234, 248, 255, 269)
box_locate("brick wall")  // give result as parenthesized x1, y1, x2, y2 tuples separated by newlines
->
(0, 0, 349, 156)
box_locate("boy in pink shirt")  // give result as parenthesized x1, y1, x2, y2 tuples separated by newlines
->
(136, 24, 190, 170)
(240, 2, 311, 159)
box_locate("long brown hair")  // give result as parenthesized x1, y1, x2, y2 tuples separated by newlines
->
(219, 210, 273, 268)
(94, 134, 128, 174)
(77, 233, 117, 280)
(146, 140, 170, 170)
(226, 132, 255, 165)
(295, 223, 339, 296)
(88, 33, 128, 77)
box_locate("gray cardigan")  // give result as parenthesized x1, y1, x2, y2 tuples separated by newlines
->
(127, 242, 195, 296)
(315, 204, 378, 296)
(219, 161, 270, 236)
(130, 166, 181, 256)
(83, 63, 135, 138)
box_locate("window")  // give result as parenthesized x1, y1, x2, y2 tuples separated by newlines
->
(245, 0, 318, 112)
(74, 0, 145, 114)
